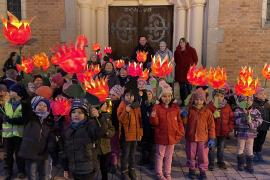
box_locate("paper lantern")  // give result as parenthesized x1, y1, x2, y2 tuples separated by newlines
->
(33, 52, 50, 71)
(136, 51, 148, 63)
(92, 43, 101, 52)
(235, 67, 259, 96)
(84, 78, 109, 102)
(187, 65, 208, 86)
(151, 55, 173, 78)
(51, 35, 87, 74)
(51, 97, 71, 116)
(114, 59, 125, 69)
(104, 47, 112, 54)
(16, 57, 34, 74)
(207, 67, 227, 89)
(127, 62, 143, 77)
(76, 65, 101, 83)
(1, 11, 32, 45)
(139, 69, 149, 81)
(262, 63, 270, 80)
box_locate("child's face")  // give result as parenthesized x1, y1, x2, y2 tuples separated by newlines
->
(50, 81, 58, 89)
(246, 97, 253, 107)
(137, 81, 145, 90)
(71, 109, 86, 122)
(194, 99, 204, 108)
(9, 91, 20, 100)
(34, 78, 43, 88)
(147, 91, 153, 101)
(161, 93, 172, 105)
(105, 63, 113, 73)
(124, 93, 134, 104)
(255, 91, 266, 101)
(35, 101, 48, 113)
(91, 55, 97, 62)
(120, 68, 127, 78)
(214, 93, 224, 104)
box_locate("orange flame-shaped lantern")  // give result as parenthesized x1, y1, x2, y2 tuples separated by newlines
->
(51, 35, 87, 74)
(127, 62, 143, 77)
(114, 59, 125, 69)
(1, 11, 32, 45)
(16, 57, 34, 74)
(33, 52, 50, 71)
(136, 51, 148, 63)
(104, 47, 112, 54)
(235, 67, 259, 96)
(139, 69, 149, 81)
(207, 67, 227, 89)
(262, 63, 270, 80)
(84, 78, 109, 102)
(76, 65, 100, 83)
(187, 65, 208, 86)
(51, 97, 71, 116)
(151, 55, 173, 78)
(92, 43, 101, 52)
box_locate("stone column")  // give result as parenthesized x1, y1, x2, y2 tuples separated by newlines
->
(174, 1, 187, 48)
(0, 0, 7, 17)
(189, 0, 206, 65)
(96, 7, 106, 48)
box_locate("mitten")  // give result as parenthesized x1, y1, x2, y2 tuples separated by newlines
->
(207, 139, 216, 148)
(213, 110, 221, 118)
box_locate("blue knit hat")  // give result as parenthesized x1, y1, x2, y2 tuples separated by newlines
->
(9, 84, 28, 99)
(31, 96, 50, 111)
(71, 99, 89, 116)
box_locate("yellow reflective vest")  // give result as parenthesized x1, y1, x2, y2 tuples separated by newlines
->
(2, 102, 24, 138)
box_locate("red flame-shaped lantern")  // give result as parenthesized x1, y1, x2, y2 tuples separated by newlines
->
(114, 59, 125, 69)
(151, 55, 173, 78)
(136, 51, 148, 63)
(51, 97, 71, 116)
(262, 63, 270, 80)
(76, 65, 100, 83)
(104, 47, 112, 54)
(235, 67, 259, 96)
(187, 65, 208, 86)
(139, 69, 149, 81)
(127, 62, 143, 77)
(33, 52, 50, 71)
(1, 11, 32, 45)
(16, 57, 34, 74)
(92, 43, 101, 52)
(51, 35, 87, 74)
(84, 78, 109, 102)
(207, 67, 227, 89)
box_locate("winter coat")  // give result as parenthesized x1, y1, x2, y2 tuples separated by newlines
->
(141, 100, 155, 143)
(186, 106, 215, 142)
(19, 100, 54, 160)
(234, 107, 263, 139)
(63, 119, 105, 175)
(131, 43, 155, 68)
(117, 101, 143, 141)
(207, 102, 234, 137)
(96, 113, 115, 155)
(252, 97, 270, 131)
(150, 103, 184, 145)
(174, 43, 198, 83)
(111, 100, 121, 131)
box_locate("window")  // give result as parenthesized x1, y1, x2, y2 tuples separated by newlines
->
(7, 0, 21, 19)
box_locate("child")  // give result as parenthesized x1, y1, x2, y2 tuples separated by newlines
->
(117, 89, 143, 180)
(235, 95, 262, 173)
(62, 99, 106, 180)
(98, 62, 119, 89)
(3, 84, 28, 179)
(19, 96, 53, 179)
(150, 82, 184, 180)
(137, 79, 147, 104)
(253, 87, 270, 162)
(140, 85, 156, 168)
(109, 85, 124, 173)
(186, 88, 215, 180)
(207, 89, 234, 170)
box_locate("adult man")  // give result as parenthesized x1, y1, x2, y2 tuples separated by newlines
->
(174, 38, 198, 106)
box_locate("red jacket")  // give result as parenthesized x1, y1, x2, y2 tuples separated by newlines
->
(186, 106, 215, 142)
(174, 43, 198, 83)
(207, 102, 234, 137)
(150, 103, 184, 145)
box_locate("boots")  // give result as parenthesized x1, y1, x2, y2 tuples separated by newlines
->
(246, 155, 254, 174)
(188, 169, 196, 180)
(237, 154, 245, 171)
(121, 170, 130, 180)
(129, 168, 137, 180)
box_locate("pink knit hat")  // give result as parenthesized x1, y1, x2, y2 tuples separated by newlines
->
(193, 88, 206, 102)
(109, 85, 124, 98)
(159, 82, 173, 99)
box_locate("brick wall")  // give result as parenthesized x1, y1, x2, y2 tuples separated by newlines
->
(0, 0, 65, 74)
(218, 0, 270, 87)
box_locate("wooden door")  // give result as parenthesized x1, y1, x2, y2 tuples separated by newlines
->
(109, 5, 174, 60)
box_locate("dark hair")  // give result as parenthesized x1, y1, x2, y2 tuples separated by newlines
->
(9, 52, 16, 59)
(179, 37, 186, 44)
(138, 35, 147, 41)
(124, 88, 135, 97)
(33, 75, 43, 81)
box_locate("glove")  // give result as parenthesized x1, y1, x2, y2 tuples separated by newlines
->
(213, 110, 221, 118)
(207, 139, 216, 148)
(181, 110, 188, 118)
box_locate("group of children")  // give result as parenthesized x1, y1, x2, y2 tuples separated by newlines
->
(0, 60, 269, 180)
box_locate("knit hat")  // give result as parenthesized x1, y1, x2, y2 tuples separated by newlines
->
(109, 85, 124, 98)
(35, 86, 53, 99)
(159, 82, 173, 99)
(212, 88, 226, 98)
(31, 96, 50, 111)
(193, 88, 206, 102)
(50, 73, 64, 87)
(71, 99, 89, 116)
(9, 84, 28, 98)
(145, 84, 153, 94)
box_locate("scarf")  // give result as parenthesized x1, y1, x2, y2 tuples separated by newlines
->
(70, 119, 87, 130)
